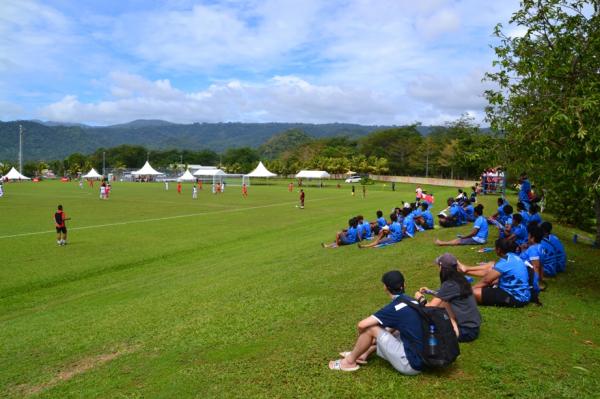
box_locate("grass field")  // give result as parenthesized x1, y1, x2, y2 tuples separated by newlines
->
(1, 180, 599, 398)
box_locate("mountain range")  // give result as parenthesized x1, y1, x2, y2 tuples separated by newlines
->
(0, 119, 438, 161)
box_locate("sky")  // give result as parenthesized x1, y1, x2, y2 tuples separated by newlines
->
(0, 0, 522, 126)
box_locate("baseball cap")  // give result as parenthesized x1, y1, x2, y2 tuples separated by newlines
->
(435, 253, 458, 269)
(381, 270, 405, 294)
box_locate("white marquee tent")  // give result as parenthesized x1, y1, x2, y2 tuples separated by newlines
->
(177, 169, 196, 182)
(131, 161, 163, 176)
(245, 161, 277, 178)
(4, 167, 30, 180)
(82, 168, 103, 179)
(295, 170, 330, 179)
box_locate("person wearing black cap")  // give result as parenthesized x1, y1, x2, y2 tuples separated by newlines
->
(415, 253, 481, 342)
(328, 270, 423, 374)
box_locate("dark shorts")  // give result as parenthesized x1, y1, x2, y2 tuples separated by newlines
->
(459, 237, 481, 245)
(481, 287, 527, 308)
(340, 237, 356, 245)
(439, 219, 458, 228)
(56, 226, 67, 234)
(458, 326, 480, 342)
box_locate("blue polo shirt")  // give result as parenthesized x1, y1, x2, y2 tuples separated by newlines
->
(360, 221, 372, 239)
(511, 224, 528, 245)
(344, 226, 359, 244)
(520, 210, 530, 226)
(372, 295, 424, 371)
(549, 234, 566, 272)
(473, 215, 488, 243)
(519, 179, 531, 203)
(422, 210, 434, 229)
(493, 253, 531, 303)
(540, 238, 559, 276)
(403, 214, 416, 237)
(377, 216, 387, 227)
(529, 213, 542, 225)
(389, 221, 403, 242)
(464, 204, 475, 222)
(449, 203, 461, 220)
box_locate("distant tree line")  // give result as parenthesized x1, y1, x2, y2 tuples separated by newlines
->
(0, 115, 501, 180)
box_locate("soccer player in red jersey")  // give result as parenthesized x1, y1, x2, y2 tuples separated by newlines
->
(54, 204, 71, 246)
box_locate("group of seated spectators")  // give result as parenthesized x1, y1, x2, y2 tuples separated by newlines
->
(328, 173, 569, 374)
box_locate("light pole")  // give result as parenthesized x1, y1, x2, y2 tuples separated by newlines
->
(18, 124, 23, 173)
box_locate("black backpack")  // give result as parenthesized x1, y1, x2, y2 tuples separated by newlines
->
(400, 299, 460, 368)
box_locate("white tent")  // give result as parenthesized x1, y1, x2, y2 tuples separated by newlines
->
(131, 161, 163, 176)
(177, 169, 196, 182)
(295, 170, 330, 179)
(4, 167, 30, 180)
(82, 168, 103, 179)
(245, 161, 277, 178)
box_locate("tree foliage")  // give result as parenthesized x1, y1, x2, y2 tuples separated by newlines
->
(485, 0, 600, 242)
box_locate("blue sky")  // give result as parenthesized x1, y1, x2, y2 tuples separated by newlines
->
(0, 0, 522, 125)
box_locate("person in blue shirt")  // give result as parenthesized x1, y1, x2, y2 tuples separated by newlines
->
(436, 204, 488, 246)
(506, 213, 528, 247)
(375, 210, 387, 228)
(470, 186, 477, 203)
(528, 204, 543, 226)
(329, 270, 423, 374)
(357, 215, 372, 240)
(518, 173, 532, 211)
(420, 202, 434, 230)
(439, 198, 462, 227)
(517, 202, 530, 226)
(540, 222, 567, 273)
(401, 207, 416, 238)
(488, 198, 508, 225)
(463, 199, 476, 222)
(458, 238, 531, 307)
(322, 217, 361, 248)
(359, 213, 403, 248)
(520, 224, 545, 290)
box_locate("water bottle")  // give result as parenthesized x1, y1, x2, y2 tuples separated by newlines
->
(427, 324, 438, 357)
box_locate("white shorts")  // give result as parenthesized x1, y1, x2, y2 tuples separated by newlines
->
(376, 330, 421, 375)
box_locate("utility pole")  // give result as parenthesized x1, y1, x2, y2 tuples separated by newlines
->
(18, 124, 23, 173)
(102, 151, 106, 176)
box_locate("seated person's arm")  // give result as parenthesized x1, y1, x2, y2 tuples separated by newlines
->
(473, 269, 501, 289)
(357, 316, 380, 333)
(462, 227, 478, 239)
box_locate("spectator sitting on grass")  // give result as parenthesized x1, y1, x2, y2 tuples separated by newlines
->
(457, 238, 531, 307)
(438, 198, 463, 228)
(435, 204, 487, 246)
(328, 270, 423, 374)
(540, 222, 567, 273)
(322, 217, 361, 248)
(420, 202, 434, 230)
(415, 253, 481, 342)
(359, 213, 402, 248)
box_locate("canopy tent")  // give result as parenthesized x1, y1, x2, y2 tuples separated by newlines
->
(295, 170, 330, 179)
(245, 161, 277, 178)
(82, 168, 103, 179)
(4, 167, 30, 180)
(177, 169, 196, 182)
(131, 161, 163, 176)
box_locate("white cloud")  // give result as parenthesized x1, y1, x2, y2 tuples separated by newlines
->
(40, 73, 400, 125)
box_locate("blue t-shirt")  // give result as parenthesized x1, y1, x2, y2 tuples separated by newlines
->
(372, 295, 424, 371)
(539, 238, 559, 276)
(403, 214, 416, 237)
(519, 179, 531, 203)
(473, 215, 488, 243)
(412, 209, 423, 218)
(344, 226, 359, 244)
(511, 224, 528, 245)
(422, 210, 434, 229)
(520, 210, 530, 226)
(493, 253, 531, 303)
(464, 204, 475, 222)
(529, 213, 542, 226)
(360, 221, 372, 239)
(377, 216, 387, 227)
(389, 221, 403, 242)
(520, 243, 540, 263)
(549, 234, 566, 272)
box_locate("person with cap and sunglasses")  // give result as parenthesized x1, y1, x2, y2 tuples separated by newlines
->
(328, 270, 423, 374)
(415, 253, 481, 342)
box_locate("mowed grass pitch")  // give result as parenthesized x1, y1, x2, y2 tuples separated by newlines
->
(1, 180, 599, 398)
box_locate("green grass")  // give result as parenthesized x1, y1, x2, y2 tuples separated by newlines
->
(1, 180, 599, 398)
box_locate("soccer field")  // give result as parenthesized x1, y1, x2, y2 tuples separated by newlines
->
(1, 180, 599, 398)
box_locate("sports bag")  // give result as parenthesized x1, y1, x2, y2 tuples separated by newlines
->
(400, 299, 460, 368)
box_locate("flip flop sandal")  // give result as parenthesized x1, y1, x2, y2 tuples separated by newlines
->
(339, 351, 368, 364)
(328, 359, 360, 372)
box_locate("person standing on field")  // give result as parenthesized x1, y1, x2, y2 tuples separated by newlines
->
(242, 183, 248, 198)
(54, 204, 70, 246)
(299, 189, 305, 209)
(165, 181, 169, 190)
(192, 185, 198, 199)
(177, 182, 182, 194)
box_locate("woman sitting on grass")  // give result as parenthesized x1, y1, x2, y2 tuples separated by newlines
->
(414, 253, 481, 342)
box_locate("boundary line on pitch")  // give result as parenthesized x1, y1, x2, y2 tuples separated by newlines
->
(0, 196, 342, 240)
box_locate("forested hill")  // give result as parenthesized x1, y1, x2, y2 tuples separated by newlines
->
(0, 120, 441, 161)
